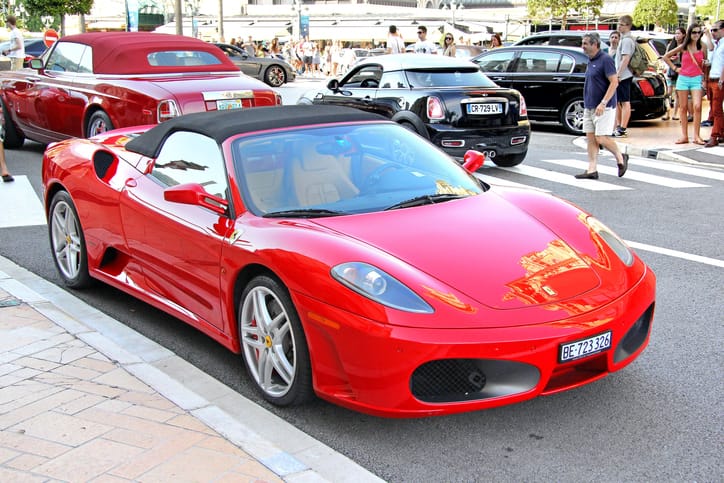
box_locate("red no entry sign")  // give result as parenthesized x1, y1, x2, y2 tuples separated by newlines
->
(43, 29, 59, 48)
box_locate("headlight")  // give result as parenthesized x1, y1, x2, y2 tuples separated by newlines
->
(586, 217, 634, 267)
(331, 262, 433, 313)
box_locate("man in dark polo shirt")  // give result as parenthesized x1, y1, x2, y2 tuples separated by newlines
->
(575, 32, 629, 179)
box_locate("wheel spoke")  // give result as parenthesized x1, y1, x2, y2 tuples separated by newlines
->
(252, 290, 272, 334)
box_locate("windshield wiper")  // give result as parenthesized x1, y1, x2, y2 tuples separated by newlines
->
(384, 193, 468, 211)
(263, 208, 347, 218)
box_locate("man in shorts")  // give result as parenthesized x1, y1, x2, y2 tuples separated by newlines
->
(614, 15, 635, 137)
(575, 32, 629, 179)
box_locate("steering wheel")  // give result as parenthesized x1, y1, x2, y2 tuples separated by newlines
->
(360, 79, 379, 88)
(361, 163, 400, 193)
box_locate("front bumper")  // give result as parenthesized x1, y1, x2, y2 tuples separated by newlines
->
(294, 266, 655, 418)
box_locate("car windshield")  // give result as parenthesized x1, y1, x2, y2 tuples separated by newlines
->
(405, 68, 497, 88)
(232, 123, 485, 217)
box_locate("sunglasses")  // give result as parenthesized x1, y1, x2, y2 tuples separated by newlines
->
(692, 30, 701, 34)
(445, 37, 452, 40)
(712, 28, 719, 32)
(417, 31, 423, 34)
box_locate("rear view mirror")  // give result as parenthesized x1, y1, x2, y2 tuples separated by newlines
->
(164, 183, 228, 215)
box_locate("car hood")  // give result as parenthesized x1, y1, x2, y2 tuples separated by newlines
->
(313, 193, 601, 311)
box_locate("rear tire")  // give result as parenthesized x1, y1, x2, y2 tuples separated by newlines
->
(492, 152, 526, 167)
(1, 98, 25, 148)
(264, 65, 287, 87)
(561, 97, 584, 135)
(86, 111, 114, 138)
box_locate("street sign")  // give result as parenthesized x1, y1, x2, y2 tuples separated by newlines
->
(43, 29, 59, 48)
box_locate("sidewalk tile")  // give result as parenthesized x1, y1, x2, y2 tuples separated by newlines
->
(93, 367, 155, 394)
(10, 411, 113, 446)
(0, 388, 86, 430)
(3, 452, 48, 471)
(0, 430, 71, 458)
(32, 438, 144, 481)
(0, 466, 46, 482)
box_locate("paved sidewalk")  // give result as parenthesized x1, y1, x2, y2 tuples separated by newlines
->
(0, 256, 383, 483)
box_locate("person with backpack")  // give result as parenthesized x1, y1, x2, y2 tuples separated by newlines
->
(663, 24, 708, 145)
(614, 15, 635, 138)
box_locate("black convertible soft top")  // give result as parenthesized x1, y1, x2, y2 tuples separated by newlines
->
(125, 105, 387, 158)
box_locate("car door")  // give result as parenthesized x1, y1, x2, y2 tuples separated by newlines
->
(508, 50, 573, 118)
(119, 131, 229, 329)
(315, 64, 383, 116)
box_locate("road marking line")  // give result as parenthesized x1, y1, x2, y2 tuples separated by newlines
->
(626, 241, 724, 268)
(620, 158, 724, 181)
(0, 176, 46, 228)
(540, 159, 708, 188)
(474, 172, 550, 192)
(498, 164, 630, 190)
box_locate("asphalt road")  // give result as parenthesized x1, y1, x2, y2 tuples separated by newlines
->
(1, 88, 722, 481)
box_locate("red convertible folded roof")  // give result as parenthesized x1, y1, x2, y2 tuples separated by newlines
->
(58, 31, 239, 75)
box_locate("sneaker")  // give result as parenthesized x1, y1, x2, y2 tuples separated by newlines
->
(613, 127, 628, 138)
(700, 120, 713, 127)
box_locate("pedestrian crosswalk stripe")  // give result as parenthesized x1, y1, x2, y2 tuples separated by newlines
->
(497, 164, 631, 191)
(0, 176, 46, 228)
(626, 241, 724, 268)
(474, 172, 551, 192)
(622, 158, 724, 181)
(540, 159, 709, 188)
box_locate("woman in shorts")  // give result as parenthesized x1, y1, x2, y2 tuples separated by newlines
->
(663, 24, 708, 144)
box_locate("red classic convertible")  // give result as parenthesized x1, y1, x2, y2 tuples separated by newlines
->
(42, 105, 656, 417)
(0, 32, 281, 148)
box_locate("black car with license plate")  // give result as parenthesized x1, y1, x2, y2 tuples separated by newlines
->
(472, 45, 667, 135)
(298, 54, 530, 167)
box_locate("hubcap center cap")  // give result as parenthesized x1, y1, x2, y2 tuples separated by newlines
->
(264, 335, 272, 348)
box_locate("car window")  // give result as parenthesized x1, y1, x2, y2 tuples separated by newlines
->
(517, 51, 562, 73)
(342, 65, 383, 88)
(380, 71, 408, 89)
(150, 131, 228, 201)
(406, 68, 497, 88)
(45, 42, 88, 73)
(473, 50, 516, 73)
(148, 50, 223, 67)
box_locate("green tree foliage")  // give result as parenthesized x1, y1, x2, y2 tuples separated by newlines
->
(696, 0, 720, 22)
(23, 0, 94, 17)
(527, 0, 603, 29)
(633, 0, 679, 29)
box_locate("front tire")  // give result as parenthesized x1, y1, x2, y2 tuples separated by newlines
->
(86, 111, 114, 138)
(48, 191, 92, 288)
(560, 97, 584, 135)
(239, 275, 313, 406)
(264, 65, 287, 87)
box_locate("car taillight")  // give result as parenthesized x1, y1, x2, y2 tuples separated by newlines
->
(157, 100, 180, 123)
(637, 79, 654, 97)
(518, 94, 528, 117)
(427, 96, 444, 120)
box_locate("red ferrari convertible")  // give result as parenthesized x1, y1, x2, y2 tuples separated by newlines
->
(42, 105, 655, 417)
(0, 32, 281, 148)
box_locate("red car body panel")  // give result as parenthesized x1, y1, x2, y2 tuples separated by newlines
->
(0, 32, 280, 146)
(41, 114, 655, 417)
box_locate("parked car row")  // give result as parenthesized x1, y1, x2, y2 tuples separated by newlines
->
(0, 38, 48, 67)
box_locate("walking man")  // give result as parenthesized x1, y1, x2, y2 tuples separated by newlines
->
(614, 15, 635, 138)
(575, 32, 629, 179)
(2, 15, 24, 71)
(705, 19, 724, 147)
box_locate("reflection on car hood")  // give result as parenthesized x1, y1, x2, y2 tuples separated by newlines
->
(314, 193, 601, 310)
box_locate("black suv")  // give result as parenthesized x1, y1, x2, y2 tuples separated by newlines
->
(472, 45, 667, 135)
(298, 54, 530, 167)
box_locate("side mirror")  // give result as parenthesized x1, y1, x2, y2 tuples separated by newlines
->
(29, 58, 43, 70)
(327, 78, 340, 91)
(462, 150, 485, 172)
(164, 183, 228, 215)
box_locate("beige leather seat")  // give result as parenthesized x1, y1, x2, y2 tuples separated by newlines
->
(291, 143, 359, 206)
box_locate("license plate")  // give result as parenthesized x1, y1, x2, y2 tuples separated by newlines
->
(559, 331, 611, 363)
(217, 99, 242, 110)
(467, 103, 502, 115)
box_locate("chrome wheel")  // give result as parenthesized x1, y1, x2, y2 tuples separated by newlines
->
(264, 65, 286, 87)
(239, 276, 312, 405)
(561, 98, 585, 135)
(49, 192, 91, 288)
(86, 111, 114, 138)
